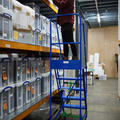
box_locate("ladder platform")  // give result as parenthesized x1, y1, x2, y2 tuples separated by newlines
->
(51, 60, 81, 70)
(63, 104, 86, 109)
(61, 87, 84, 91)
(62, 96, 85, 101)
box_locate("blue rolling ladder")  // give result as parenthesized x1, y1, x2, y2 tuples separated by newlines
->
(50, 13, 87, 120)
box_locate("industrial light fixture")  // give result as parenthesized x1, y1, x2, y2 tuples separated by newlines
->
(97, 13, 101, 23)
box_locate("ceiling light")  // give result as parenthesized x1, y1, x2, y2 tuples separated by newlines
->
(97, 13, 101, 23)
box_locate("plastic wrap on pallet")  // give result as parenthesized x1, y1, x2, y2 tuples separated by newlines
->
(25, 2, 40, 13)
(13, 0, 35, 31)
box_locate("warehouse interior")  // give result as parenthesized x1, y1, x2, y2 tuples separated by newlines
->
(0, 0, 120, 120)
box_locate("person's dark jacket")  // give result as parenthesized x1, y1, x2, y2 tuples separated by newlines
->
(53, 0, 74, 26)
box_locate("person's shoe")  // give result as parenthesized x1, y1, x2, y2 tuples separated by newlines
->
(72, 56, 78, 60)
(63, 56, 68, 60)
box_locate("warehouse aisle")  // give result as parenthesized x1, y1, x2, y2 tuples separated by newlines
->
(88, 79, 120, 120)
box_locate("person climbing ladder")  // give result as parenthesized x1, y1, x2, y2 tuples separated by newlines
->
(53, 0, 78, 60)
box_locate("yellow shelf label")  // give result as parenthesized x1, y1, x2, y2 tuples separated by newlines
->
(14, 31, 18, 40)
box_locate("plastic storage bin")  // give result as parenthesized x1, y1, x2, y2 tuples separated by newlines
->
(21, 59, 27, 82)
(0, 86, 15, 119)
(14, 58, 22, 83)
(0, 12, 12, 40)
(46, 33, 50, 47)
(34, 28, 42, 46)
(17, 31, 34, 45)
(3, 0, 13, 10)
(31, 81, 35, 101)
(22, 58, 31, 82)
(0, 58, 14, 88)
(23, 81, 31, 105)
(41, 72, 49, 95)
(35, 78, 41, 97)
(26, 58, 31, 81)
(30, 58, 35, 81)
(15, 84, 23, 110)
(35, 13, 40, 29)
(41, 31, 46, 47)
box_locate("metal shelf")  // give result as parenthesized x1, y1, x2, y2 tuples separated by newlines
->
(41, 0, 58, 14)
(0, 40, 63, 53)
(1, 90, 58, 120)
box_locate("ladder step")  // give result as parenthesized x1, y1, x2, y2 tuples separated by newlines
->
(51, 60, 81, 70)
(62, 87, 84, 91)
(57, 77, 82, 80)
(62, 96, 85, 101)
(63, 104, 86, 109)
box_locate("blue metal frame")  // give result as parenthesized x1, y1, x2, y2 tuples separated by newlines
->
(50, 13, 87, 120)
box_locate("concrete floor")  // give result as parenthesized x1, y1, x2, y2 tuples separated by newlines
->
(88, 78, 120, 120)
(24, 78, 120, 120)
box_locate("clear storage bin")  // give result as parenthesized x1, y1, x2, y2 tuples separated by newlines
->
(15, 84, 23, 110)
(3, 0, 9, 10)
(18, 31, 34, 45)
(21, 59, 27, 82)
(23, 81, 31, 105)
(0, 58, 14, 88)
(41, 72, 49, 95)
(37, 57, 43, 77)
(0, 86, 15, 119)
(0, 14, 3, 39)
(0, 92, 2, 119)
(14, 58, 22, 83)
(35, 13, 39, 28)
(46, 33, 50, 47)
(0, 12, 12, 40)
(31, 81, 35, 101)
(34, 28, 42, 46)
(30, 58, 35, 81)
(41, 32, 46, 47)
(35, 77, 41, 97)
(3, 13, 12, 40)
(34, 58, 39, 78)
(26, 58, 31, 81)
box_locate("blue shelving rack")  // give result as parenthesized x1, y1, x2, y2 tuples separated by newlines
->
(50, 13, 87, 120)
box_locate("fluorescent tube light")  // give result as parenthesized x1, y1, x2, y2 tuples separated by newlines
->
(97, 13, 101, 23)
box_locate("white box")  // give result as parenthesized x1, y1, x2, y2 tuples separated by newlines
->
(99, 74, 107, 80)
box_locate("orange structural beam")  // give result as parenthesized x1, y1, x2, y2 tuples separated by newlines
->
(41, 0, 58, 13)
(13, 90, 58, 120)
(0, 40, 63, 53)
